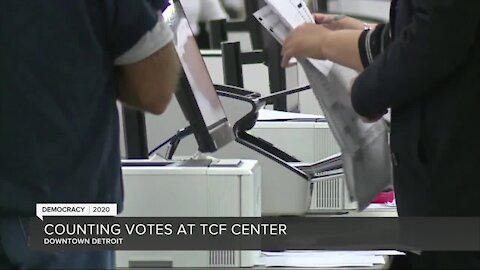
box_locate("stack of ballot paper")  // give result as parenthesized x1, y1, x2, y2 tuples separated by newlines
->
(257, 108, 325, 121)
(257, 250, 405, 268)
(253, 0, 394, 210)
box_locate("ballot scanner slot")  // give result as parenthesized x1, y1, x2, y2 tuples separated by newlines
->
(170, 159, 242, 168)
(121, 159, 243, 168)
(290, 153, 344, 179)
(235, 131, 309, 181)
(121, 161, 175, 167)
(259, 118, 326, 123)
(294, 154, 342, 171)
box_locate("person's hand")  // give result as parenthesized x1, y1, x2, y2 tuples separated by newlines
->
(314, 13, 367, 31)
(281, 23, 331, 67)
(348, 77, 385, 123)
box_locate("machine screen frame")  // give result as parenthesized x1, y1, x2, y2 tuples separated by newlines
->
(164, 0, 235, 153)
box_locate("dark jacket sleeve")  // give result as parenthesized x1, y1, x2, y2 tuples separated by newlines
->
(351, 0, 480, 118)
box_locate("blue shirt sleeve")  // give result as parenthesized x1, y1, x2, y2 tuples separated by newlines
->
(146, 0, 170, 11)
(106, 0, 167, 60)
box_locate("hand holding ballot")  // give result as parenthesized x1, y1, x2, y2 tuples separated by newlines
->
(281, 24, 331, 67)
(314, 13, 367, 31)
(273, 4, 366, 73)
(254, 0, 393, 210)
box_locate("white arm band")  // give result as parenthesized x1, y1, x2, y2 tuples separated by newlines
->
(114, 13, 174, 66)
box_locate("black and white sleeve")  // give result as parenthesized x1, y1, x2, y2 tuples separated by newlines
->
(108, 0, 174, 66)
(357, 23, 392, 68)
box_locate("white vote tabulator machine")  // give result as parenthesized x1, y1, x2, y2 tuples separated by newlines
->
(118, 160, 261, 269)
(117, 1, 261, 268)
(249, 110, 358, 212)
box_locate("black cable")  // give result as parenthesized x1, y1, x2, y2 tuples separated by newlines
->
(148, 126, 192, 157)
(148, 134, 176, 157)
(167, 139, 181, 160)
(167, 127, 193, 159)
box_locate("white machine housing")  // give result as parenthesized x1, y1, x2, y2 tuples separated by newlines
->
(249, 121, 339, 162)
(116, 159, 262, 269)
(250, 120, 357, 212)
(310, 174, 357, 212)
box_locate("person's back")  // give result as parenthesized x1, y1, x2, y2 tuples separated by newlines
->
(281, 0, 480, 267)
(351, 1, 480, 267)
(357, 0, 480, 218)
(0, 1, 125, 215)
(0, 1, 180, 268)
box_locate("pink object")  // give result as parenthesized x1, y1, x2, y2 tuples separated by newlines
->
(372, 191, 395, 204)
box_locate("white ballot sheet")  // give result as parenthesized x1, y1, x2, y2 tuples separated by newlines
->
(257, 251, 388, 268)
(253, 3, 333, 76)
(265, 0, 314, 29)
(257, 108, 324, 121)
(254, 0, 393, 210)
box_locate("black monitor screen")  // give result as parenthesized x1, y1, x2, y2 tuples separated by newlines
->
(164, 0, 234, 153)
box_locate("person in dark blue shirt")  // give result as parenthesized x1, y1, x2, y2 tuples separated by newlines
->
(0, 1, 180, 269)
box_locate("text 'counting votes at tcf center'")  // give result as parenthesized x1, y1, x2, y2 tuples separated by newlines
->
(42, 223, 288, 237)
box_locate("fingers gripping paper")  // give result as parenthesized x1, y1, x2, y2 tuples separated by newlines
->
(254, 0, 393, 210)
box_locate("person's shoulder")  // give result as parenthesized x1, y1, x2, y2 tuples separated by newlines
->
(106, 0, 163, 60)
(146, 0, 170, 12)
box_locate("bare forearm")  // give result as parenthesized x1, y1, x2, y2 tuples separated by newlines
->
(323, 29, 363, 72)
(118, 43, 181, 114)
